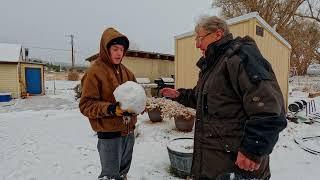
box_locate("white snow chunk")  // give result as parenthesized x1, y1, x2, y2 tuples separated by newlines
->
(113, 81, 147, 114)
(167, 138, 194, 154)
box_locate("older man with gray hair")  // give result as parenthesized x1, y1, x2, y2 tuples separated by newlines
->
(161, 15, 287, 179)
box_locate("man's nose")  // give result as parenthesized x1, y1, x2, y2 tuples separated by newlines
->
(196, 41, 201, 48)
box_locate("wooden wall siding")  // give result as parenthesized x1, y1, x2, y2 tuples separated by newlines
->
(0, 64, 20, 98)
(175, 35, 201, 88)
(229, 20, 253, 37)
(122, 56, 174, 81)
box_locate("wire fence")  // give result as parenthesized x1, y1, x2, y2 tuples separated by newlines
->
(290, 76, 320, 92)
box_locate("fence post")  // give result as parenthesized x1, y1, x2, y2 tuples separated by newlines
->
(54, 78, 56, 95)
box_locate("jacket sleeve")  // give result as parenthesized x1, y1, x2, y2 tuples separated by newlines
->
(174, 87, 197, 109)
(79, 70, 112, 119)
(227, 56, 287, 163)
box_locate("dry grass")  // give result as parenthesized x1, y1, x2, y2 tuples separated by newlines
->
(67, 71, 80, 81)
(46, 72, 84, 81)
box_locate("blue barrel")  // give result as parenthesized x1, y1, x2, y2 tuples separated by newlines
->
(0, 93, 12, 102)
(167, 138, 193, 178)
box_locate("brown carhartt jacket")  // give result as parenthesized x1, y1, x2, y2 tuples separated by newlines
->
(79, 28, 137, 135)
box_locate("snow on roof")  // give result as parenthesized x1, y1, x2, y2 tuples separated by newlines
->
(136, 78, 151, 84)
(174, 12, 291, 49)
(0, 43, 23, 62)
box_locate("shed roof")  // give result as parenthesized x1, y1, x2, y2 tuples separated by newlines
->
(0, 43, 22, 62)
(175, 12, 291, 49)
(0, 61, 46, 65)
(86, 49, 174, 62)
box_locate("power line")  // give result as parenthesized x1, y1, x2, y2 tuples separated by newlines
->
(26, 46, 72, 52)
(23, 43, 93, 61)
(26, 45, 90, 56)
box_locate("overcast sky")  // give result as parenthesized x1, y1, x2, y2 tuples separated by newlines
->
(0, 0, 219, 65)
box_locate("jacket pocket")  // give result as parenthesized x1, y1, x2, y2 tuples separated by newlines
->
(205, 91, 242, 119)
(201, 122, 242, 153)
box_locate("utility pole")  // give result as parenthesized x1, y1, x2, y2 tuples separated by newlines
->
(66, 34, 75, 68)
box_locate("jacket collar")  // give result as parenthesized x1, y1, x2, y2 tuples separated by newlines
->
(197, 33, 234, 70)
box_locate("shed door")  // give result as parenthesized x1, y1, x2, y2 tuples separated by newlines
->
(25, 67, 42, 94)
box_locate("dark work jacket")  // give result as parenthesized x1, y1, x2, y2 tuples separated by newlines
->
(175, 34, 287, 179)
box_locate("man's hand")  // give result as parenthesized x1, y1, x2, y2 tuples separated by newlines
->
(107, 102, 139, 117)
(160, 88, 180, 99)
(122, 111, 137, 117)
(140, 108, 147, 115)
(107, 102, 127, 116)
(235, 151, 260, 171)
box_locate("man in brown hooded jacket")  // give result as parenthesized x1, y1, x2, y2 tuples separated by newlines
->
(161, 16, 287, 179)
(80, 28, 137, 180)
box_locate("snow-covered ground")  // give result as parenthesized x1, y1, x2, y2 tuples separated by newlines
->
(0, 80, 320, 180)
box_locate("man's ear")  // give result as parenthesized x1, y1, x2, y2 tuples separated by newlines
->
(216, 29, 224, 40)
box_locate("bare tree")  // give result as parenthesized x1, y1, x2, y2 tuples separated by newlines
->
(213, 0, 305, 33)
(288, 19, 320, 74)
(213, 0, 320, 75)
(296, 0, 320, 22)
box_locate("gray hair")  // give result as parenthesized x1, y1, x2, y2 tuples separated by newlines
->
(195, 15, 229, 36)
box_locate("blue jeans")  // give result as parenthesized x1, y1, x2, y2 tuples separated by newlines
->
(97, 133, 135, 180)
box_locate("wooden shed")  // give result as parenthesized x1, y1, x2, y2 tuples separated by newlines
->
(86, 49, 175, 81)
(175, 12, 291, 105)
(0, 43, 45, 98)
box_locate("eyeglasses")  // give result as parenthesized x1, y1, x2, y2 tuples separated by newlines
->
(195, 32, 212, 42)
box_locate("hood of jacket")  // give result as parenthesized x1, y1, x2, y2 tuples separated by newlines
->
(98, 27, 129, 65)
